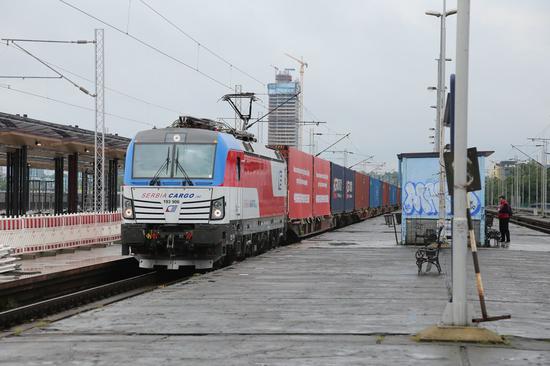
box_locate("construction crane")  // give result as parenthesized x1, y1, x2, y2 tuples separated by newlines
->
(285, 53, 308, 151)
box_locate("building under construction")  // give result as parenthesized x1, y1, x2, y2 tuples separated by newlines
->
(267, 70, 300, 147)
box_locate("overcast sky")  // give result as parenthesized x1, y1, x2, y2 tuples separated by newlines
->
(1, 0, 549, 171)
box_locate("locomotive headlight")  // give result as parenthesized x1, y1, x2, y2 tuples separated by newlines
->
(210, 197, 225, 220)
(122, 197, 134, 219)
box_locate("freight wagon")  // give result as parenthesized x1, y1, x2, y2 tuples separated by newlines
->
(278, 147, 399, 239)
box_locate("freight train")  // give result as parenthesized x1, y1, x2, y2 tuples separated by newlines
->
(121, 116, 400, 270)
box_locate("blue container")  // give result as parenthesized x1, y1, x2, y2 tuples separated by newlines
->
(344, 167, 355, 213)
(330, 162, 345, 214)
(369, 177, 381, 208)
(389, 185, 397, 206)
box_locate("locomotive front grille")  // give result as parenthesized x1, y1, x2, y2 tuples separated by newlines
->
(177, 199, 211, 222)
(133, 199, 211, 223)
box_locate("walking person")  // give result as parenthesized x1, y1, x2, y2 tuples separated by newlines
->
(498, 195, 512, 243)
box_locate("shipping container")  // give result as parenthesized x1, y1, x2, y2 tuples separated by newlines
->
(344, 167, 355, 213)
(382, 181, 390, 207)
(369, 177, 382, 208)
(313, 156, 331, 217)
(389, 185, 397, 206)
(392, 185, 398, 206)
(330, 162, 345, 214)
(287, 147, 313, 219)
(354, 172, 370, 210)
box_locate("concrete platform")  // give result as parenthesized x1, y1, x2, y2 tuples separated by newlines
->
(1, 216, 549, 365)
(0, 244, 125, 283)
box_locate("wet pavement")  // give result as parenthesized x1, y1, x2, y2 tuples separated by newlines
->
(1, 216, 549, 365)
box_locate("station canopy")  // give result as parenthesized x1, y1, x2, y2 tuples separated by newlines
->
(0, 112, 130, 170)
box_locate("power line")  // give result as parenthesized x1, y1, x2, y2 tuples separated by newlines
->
(8, 41, 94, 96)
(0, 84, 154, 126)
(6, 42, 183, 115)
(0, 75, 62, 79)
(46, 60, 183, 115)
(138, 0, 265, 87)
(246, 92, 301, 130)
(1, 38, 94, 44)
(316, 133, 350, 156)
(59, 0, 233, 90)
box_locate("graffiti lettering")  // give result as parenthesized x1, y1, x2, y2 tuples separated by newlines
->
(402, 181, 481, 217)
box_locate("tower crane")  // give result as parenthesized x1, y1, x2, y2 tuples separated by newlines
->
(285, 53, 308, 151)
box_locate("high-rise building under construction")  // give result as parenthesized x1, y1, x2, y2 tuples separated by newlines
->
(267, 70, 300, 147)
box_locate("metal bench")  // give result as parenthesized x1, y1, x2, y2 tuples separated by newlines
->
(415, 226, 444, 275)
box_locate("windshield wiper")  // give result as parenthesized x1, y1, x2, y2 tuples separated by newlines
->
(175, 148, 194, 186)
(149, 148, 170, 186)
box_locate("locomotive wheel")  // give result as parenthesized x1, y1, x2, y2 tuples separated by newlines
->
(236, 239, 246, 261)
(269, 233, 277, 250)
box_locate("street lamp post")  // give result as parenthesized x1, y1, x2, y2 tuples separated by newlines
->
(426, 1, 457, 240)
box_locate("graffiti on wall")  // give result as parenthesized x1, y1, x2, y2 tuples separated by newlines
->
(402, 180, 481, 217)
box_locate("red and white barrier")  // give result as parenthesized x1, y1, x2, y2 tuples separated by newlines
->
(0, 212, 121, 255)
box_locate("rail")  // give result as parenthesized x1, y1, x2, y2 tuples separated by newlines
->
(0, 259, 191, 330)
(486, 208, 550, 234)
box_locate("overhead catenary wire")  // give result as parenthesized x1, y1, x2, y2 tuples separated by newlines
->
(8, 41, 94, 97)
(246, 92, 301, 130)
(5, 41, 184, 115)
(1, 38, 94, 44)
(0, 84, 154, 127)
(59, 0, 233, 90)
(45, 60, 183, 114)
(137, 0, 265, 88)
(0, 75, 62, 79)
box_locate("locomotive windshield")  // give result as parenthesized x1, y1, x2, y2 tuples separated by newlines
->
(132, 143, 216, 179)
(173, 144, 216, 179)
(133, 144, 172, 179)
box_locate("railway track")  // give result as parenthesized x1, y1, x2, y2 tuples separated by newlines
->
(0, 261, 191, 330)
(486, 208, 550, 234)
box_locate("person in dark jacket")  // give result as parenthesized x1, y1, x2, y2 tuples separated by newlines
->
(498, 195, 511, 243)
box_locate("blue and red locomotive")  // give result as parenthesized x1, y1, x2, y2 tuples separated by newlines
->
(121, 116, 399, 269)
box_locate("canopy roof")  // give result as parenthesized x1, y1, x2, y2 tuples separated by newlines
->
(0, 112, 130, 170)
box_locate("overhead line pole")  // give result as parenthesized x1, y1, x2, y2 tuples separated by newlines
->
(94, 29, 105, 213)
(528, 138, 550, 216)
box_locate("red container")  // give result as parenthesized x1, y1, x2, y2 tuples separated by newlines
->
(313, 156, 331, 217)
(287, 147, 313, 219)
(354, 172, 370, 210)
(382, 181, 390, 207)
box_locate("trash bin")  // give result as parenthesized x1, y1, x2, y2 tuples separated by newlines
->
(394, 212, 402, 225)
